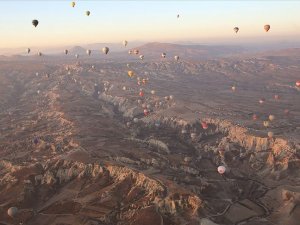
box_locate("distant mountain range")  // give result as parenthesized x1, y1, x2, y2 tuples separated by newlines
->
(1, 41, 300, 60)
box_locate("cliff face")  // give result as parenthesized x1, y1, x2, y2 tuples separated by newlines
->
(0, 159, 205, 225)
(99, 88, 298, 179)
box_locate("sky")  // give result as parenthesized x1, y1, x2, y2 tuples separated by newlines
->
(0, 1, 299, 49)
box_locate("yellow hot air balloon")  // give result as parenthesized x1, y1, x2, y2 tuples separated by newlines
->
(71, 2, 75, 7)
(263, 121, 270, 127)
(269, 115, 275, 121)
(128, 71, 134, 78)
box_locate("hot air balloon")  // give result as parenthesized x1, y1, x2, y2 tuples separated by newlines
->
(128, 71, 134, 78)
(217, 166, 226, 175)
(274, 94, 280, 100)
(137, 99, 142, 104)
(128, 50, 133, 54)
(252, 114, 258, 120)
(151, 90, 155, 95)
(102, 47, 109, 54)
(92, 65, 95, 69)
(296, 80, 300, 87)
(268, 131, 274, 138)
(233, 27, 239, 33)
(134, 49, 139, 55)
(231, 86, 236, 91)
(284, 109, 290, 115)
(161, 53, 166, 58)
(64, 49, 68, 55)
(38, 52, 42, 56)
(86, 49, 91, 56)
(7, 207, 18, 218)
(71, 2, 75, 7)
(133, 118, 139, 123)
(27, 48, 30, 54)
(142, 79, 147, 85)
(143, 109, 149, 116)
(86, 11, 90, 16)
(122, 86, 127, 91)
(139, 91, 144, 97)
(123, 40, 128, 47)
(269, 115, 275, 121)
(169, 95, 174, 100)
(174, 55, 179, 61)
(75, 54, 79, 59)
(36, 72, 39, 76)
(37, 90, 40, 94)
(139, 55, 144, 60)
(263, 121, 270, 127)
(32, 19, 39, 27)
(259, 98, 265, 104)
(201, 122, 208, 130)
(264, 24, 270, 32)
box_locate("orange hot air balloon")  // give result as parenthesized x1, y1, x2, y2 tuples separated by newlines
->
(274, 95, 280, 100)
(128, 70, 134, 78)
(142, 79, 147, 85)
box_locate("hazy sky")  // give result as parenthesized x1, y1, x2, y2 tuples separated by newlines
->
(0, 1, 299, 48)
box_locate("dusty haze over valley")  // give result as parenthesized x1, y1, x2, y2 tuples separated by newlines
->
(0, 42, 299, 225)
(0, 1, 300, 225)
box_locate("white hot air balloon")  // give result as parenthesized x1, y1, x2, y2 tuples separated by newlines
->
(7, 207, 18, 218)
(217, 166, 226, 175)
(102, 47, 109, 54)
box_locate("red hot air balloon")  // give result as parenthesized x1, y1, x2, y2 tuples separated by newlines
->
(201, 122, 208, 130)
(296, 80, 300, 87)
(139, 91, 144, 97)
(144, 109, 149, 116)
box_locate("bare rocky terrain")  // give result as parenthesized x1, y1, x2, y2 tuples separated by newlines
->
(0, 44, 299, 225)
